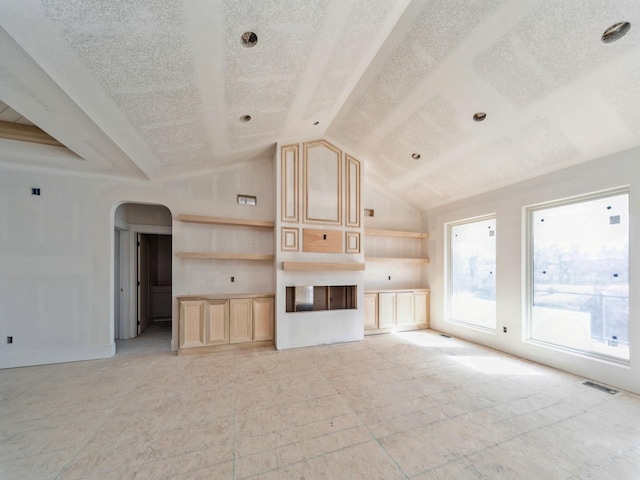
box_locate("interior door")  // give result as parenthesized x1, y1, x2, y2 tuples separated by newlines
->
(114, 230, 120, 340)
(137, 234, 151, 335)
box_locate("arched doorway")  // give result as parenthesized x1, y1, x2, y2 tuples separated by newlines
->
(114, 202, 172, 354)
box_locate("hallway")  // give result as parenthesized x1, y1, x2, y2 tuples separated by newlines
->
(116, 321, 171, 356)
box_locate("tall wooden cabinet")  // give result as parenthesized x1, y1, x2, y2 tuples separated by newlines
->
(178, 295, 274, 354)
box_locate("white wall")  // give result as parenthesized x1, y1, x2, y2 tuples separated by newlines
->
(0, 169, 117, 366)
(423, 146, 640, 394)
(119, 203, 173, 227)
(0, 155, 276, 368)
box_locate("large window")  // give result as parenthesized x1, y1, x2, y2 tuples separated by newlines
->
(448, 216, 496, 330)
(528, 190, 629, 361)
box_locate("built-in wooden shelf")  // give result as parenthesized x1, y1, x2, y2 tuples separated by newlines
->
(365, 257, 430, 264)
(175, 215, 275, 261)
(282, 261, 365, 272)
(176, 252, 275, 261)
(176, 214, 275, 228)
(364, 228, 429, 239)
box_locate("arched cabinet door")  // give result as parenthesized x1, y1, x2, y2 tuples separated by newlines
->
(303, 139, 342, 226)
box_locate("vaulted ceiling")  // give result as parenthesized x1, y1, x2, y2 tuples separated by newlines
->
(1, 1, 639, 210)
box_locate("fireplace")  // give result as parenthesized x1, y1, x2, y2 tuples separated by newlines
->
(285, 285, 357, 312)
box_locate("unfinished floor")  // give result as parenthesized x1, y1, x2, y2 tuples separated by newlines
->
(1, 330, 639, 479)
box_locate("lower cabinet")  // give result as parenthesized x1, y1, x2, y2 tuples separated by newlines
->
(179, 300, 206, 349)
(378, 292, 396, 329)
(179, 295, 274, 353)
(253, 297, 275, 341)
(230, 298, 253, 344)
(363, 293, 379, 331)
(206, 299, 230, 345)
(364, 289, 429, 334)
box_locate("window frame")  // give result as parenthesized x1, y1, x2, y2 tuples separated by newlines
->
(524, 187, 630, 364)
(445, 213, 497, 333)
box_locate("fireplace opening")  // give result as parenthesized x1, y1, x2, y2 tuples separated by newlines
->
(286, 285, 357, 312)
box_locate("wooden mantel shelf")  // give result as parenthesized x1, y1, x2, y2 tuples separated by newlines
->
(176, 252, 274, 261)
(176, 214, 275, 228)
(282, 261, 365, 272)
(364, 228, 429, 239)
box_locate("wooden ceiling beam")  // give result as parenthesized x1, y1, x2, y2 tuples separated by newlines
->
(0, 120, 63, 147)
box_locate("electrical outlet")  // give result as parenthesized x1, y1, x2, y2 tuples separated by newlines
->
(7, 336, 13, 344)
(503, 326, 507, 333)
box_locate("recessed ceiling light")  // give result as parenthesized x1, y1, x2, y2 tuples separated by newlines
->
(411, 153, 421, 160)
(473, 112, 487, 122)
(241, 31, 258, 47)
(602, 22, 630, 43)
(239, 114, 252, 122)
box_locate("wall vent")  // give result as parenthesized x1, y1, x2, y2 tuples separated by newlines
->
(582, 381, 619, 395)
(237, 194, 257, 206)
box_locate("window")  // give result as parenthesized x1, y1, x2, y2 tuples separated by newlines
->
(448, 216, 496, 330)
(527, 190, 629, 361)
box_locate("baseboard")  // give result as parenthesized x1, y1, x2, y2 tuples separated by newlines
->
(0, 344, 115, 369)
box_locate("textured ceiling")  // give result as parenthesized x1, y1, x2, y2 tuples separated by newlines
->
(0, 0, 639, 209)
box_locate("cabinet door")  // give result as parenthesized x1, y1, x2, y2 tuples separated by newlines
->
(230, 298, 253, 344)
(205, 299, 229, 345)
(378, 293, 396, 328)
(413, 291, 429, 327)
(396, 292, 415, 327)
(363, 293, 378, 330)
(179, 300, 206, 349)
(303, 140, 342, 225)
(253, 297, 274, 341)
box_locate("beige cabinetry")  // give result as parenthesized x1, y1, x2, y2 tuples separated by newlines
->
(364, 289, 430, 335)
(303, 139, 342, 225)
(178, 295, 274, 354)
(280, 139, 362, 238)
(396, 292, 415, 327)
(378, 292, 396, 329)
(413, 290, 429, 326)
(179, 300, 206, 349)
(253, 297, 275, 341)
(230, 299, 253, 344)
(363, 293, 378, 330)
(205, 299, 229, 345)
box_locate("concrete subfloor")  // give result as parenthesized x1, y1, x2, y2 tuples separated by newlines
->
(1, 329, 639, 479)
